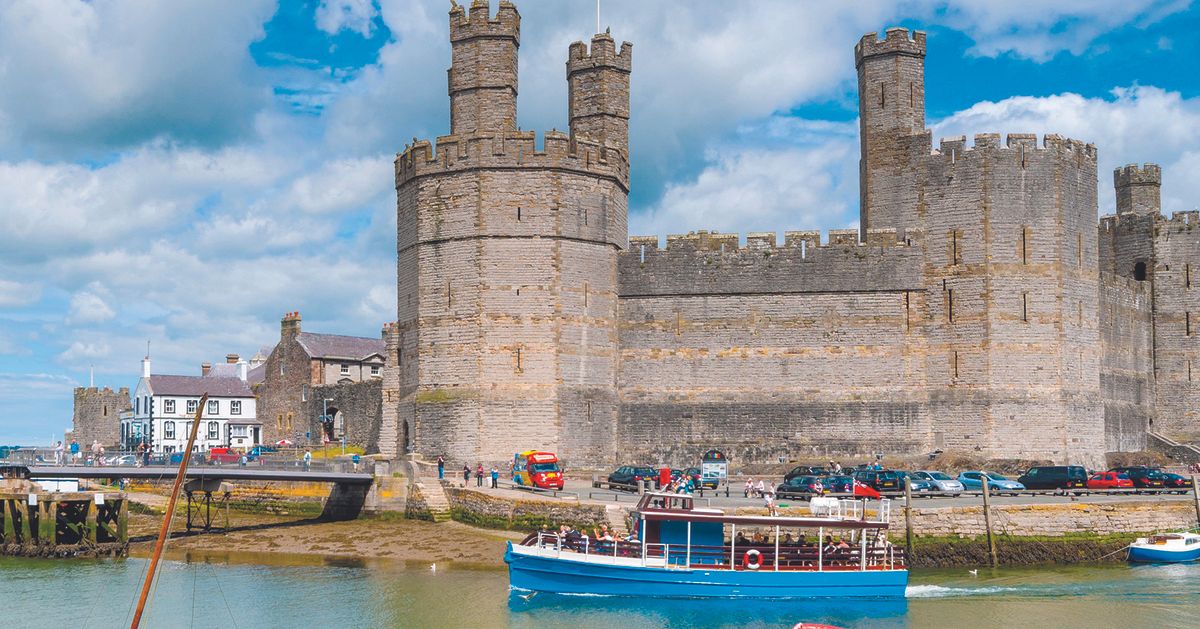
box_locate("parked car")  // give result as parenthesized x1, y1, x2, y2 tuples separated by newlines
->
(1111, 466, 1165, 489)
(894, 470, 934, 494)
(911, 471, 964, 495)
(822, 475, 855, 494)
(1087, 471, 1134, 490)
(104, 454, 138, 467)
(207, 447, 245, 465)
(784, 465, 830, 481)
(168, 451, 207, 466)
(246, 445, 277, 460)
(854, 469, 903, 492)
(775, 475, 824, 500)
(957, 471, 1025, 495)
(607, 465, 657, 491)
(1017, 465, 1088, 492)
(1159, 472, 1191, 493)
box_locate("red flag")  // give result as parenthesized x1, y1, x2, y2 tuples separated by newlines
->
(853, 480, 881, 499)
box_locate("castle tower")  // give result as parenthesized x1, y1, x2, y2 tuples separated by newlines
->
(1114, 163, 1161, 216)
(855, 28, 930, 240)
(448, 0, 519, 134)
(394, 1, 630, 466)
(568, 31, 632, 153)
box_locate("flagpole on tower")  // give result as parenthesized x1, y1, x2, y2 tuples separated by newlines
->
(596, 0, 601, 34)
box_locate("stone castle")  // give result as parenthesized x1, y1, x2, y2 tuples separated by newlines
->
(373, 1, 1200, 469)
(76, 2, 1195, 469)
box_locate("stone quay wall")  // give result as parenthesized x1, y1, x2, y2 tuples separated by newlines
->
(443, 487, 609, 530)
(892, 501, 1197, 537)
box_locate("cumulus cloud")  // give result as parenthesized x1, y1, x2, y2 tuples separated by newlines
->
(0, 0, 276, 158)
(0, 278, 40, 307)
(66, 284, 116, 325)
(316, 0, 380, 37)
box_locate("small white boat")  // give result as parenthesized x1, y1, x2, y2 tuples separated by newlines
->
(1127, 531, 1200, 563)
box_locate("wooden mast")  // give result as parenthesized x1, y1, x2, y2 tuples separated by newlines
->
(131, 393, 208, 629)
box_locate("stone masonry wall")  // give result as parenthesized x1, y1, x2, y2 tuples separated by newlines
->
(71, 386, 129, 448)
(306, 379, 383, 454)
(444, 487, 609, 529)
(1100, 274, 1153, 451)
(1152, 211, 1200, 440)
(890, 501, 1198, 537)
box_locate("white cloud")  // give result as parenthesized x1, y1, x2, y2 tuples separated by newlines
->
(316, 0, 380, 37)
(58, 340, 111, 363)
(0, 0, 276, 158)
(66, 284, 115, 325)
(0, 372, 77, 398)
(0, 278, 40, 307)
(931, 85, 1200, 214)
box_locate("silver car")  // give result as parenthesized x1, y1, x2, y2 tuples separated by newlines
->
(912, 470, 964, 495)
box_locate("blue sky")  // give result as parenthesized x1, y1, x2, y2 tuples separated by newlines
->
(2, 0, 1199, 444)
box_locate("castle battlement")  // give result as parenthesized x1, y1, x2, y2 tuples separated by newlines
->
(449, 0, 519, 43)
(854, 27, 926, 67)
(395, 129, 629, 188)
(932, 133, 1097, 160)
(627, 228, 920, 254)
(1114, 163, 1161, 188)
(568, 31, 632, 73)
(1165, 211, 1200, 232)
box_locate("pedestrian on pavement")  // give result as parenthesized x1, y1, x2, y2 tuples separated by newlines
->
(69, 440, 80, 465)
(303, 450, 312, 471)
(54, 441, 64, 465)
(463, 464, 471, 487)
(437, 455, 445, 479)
(135, 442, 145, 467)
(476, 463, 484, 487)
(744, 477, 754, 498)
(490, 467, 499, 488)
(91, 440, 102, 466)
(764, 490, 778, 516)
(755, 479, 765, 498)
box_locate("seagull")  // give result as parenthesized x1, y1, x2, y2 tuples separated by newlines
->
(968, 569, 978, 576)
(430, 563, 437, 572)
(518, 591, 538, 601)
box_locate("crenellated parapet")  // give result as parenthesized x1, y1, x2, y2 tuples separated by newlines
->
(619, 229, 923, 297)
(930, 132, 1096, 162)
(568, 31, 632, 72)
(395, 129, 629, 190)
(449, 0, 520, 43)
(854, 27, 926, 67)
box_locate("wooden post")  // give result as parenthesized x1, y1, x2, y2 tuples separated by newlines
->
(86, 498, 98, 545)
(1192, 475, 1200, 528)
(904, 477, 913, 558)
(982, 476, 997, 568)
(119, 498, 129, 544)
(20, 496, 33, 546)
(39, 499, 56, 545)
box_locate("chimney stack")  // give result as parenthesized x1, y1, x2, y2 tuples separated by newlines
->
(226, 353, 239, 364)
(237, 361, 248, 382)
(201, 362, 212, 377)
(281, 311, 302, 340)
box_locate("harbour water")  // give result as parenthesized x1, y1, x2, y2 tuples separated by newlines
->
(2, 555, 1198, 628)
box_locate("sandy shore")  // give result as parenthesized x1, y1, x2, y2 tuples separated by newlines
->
(127, 507, 521, 569)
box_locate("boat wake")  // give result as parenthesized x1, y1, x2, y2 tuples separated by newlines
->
(905, 584, 1021, 598)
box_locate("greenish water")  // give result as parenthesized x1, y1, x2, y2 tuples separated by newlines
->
(1, 555, 1198, 628)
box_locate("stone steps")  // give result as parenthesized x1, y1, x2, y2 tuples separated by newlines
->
(605, 504, 629, 537)
(417, 481, 452, 522)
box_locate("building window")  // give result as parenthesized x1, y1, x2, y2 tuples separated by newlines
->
(135, 398, 140, 415)
(207, 421, 218, 440)
(164, 399, 175, 414)
(949, 229, 962, 266)
(1188, 264, 1193, 289)
(231, 425, 248, 438)
(945, 288, 954, 323)
(1134, 261, 1147, 282)
(340, 363, 350, 375)
(231, 400, 242, 415)
(1020, 226, 1030, 264)
(1022, 292, 1029, 323)
(186, 399, 197, 415)
(515, 346, 523, 373)
(208, 400, 219, 415)
(1188, 312, 1193, 336)
(951, 351, 960, 380)
(164, 421, 175, 440)
(371, 366, 380, 376)
(280, 362, 285, 375)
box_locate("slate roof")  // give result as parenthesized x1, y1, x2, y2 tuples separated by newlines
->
(296, 332, 385, 361)
(206, 363, 240, 378)
(246, 363, 266, 386)
(148, 375, 254, 398)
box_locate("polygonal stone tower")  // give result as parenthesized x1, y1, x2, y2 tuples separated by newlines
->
(855, 28, 929, 240)
(391, 0, 630, 466)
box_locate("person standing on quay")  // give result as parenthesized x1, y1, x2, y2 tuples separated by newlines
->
(476, 462, 484, 487)
(437, 455, 445, 479)
(54, 441, 64, 465)
(490, 467, 499, 488)
(303, 450, 312, 471)
(69, 440, 79, 465)
(463, 464, 471, 487)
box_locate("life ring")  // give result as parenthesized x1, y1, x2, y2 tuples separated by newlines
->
(742, 549, 761, 570)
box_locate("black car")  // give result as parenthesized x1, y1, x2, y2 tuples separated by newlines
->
(784, 465, 830, 482)
(1157, 471, 1189, 493)
(607, 465, 656, 491)
(775, 475, 824, 500)
(854, 470, 902, 492)
(823, 475, 855, 493)
(1110, 466, 1168, 489)
(1017, 465, 1088, 491)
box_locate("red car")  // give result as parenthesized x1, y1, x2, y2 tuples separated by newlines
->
(1087, 471, 1133, 490)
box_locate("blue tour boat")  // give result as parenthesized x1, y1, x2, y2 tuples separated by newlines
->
(1127, 531, 1200, 563)
(505, 492, 908, 598)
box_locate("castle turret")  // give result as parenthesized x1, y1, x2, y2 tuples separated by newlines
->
(855, 28, 929, 240)
(448, 0, 520, 134)
(568, 31, 632, 153)
(1114, 163, 1161, 215)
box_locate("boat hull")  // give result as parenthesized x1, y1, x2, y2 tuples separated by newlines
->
(1127, 545, 1200, 563)
(505, 542, 908, 598)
